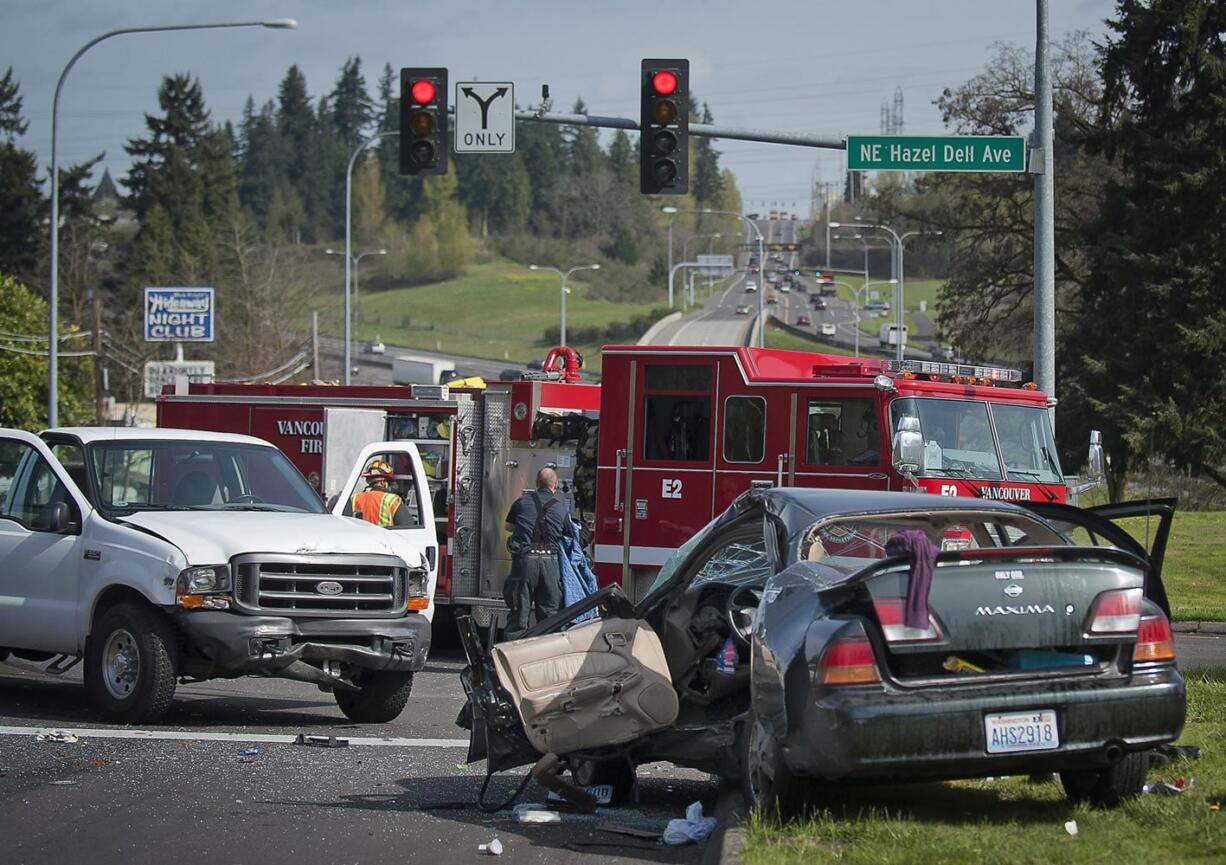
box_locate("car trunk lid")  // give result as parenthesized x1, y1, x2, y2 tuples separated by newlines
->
(847, 546, 1148, 681)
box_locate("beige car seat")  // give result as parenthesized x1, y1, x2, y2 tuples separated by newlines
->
(491, 617, 679, 756)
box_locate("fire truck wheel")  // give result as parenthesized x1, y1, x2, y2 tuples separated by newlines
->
(84, 603, 179, 723)
(334, 670, 414, 723)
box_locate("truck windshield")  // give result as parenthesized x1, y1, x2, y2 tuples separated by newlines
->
(889, 398, 1062, 484)
(88, 441, 326, 515)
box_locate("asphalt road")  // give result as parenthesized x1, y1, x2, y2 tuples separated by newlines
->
(0, 651, 716, 865)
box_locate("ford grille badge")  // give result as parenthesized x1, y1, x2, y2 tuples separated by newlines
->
(316, 581, 344, 596)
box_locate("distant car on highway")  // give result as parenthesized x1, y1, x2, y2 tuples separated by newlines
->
(734, 304, 751, 315)
(766, 295, 778, 305)
(797, 315, 812, 326)
(820, 322, 837, 336)
(750, 265, 760, 273)
(814, 297, 828, 310)
(936, 345, 957, 361)
(745, 282, 758, 292)
(498, 368, 524, 381)
(864, 300, 890, 311)
(367, 339, 386, 355)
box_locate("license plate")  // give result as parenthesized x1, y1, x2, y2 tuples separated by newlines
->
(984, 709, 1059, 754)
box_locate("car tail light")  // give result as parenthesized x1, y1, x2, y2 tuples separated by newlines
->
(819, 636, 881, 685)
(873, 598, 943, 643)
(1133, 614, 1175, 663)
(1088, 588, 1143, 633)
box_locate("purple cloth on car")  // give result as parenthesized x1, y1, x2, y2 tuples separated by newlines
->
(885, 529, 940, 630)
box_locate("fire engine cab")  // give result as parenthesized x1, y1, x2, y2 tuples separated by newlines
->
(158, 345, 1092, 620)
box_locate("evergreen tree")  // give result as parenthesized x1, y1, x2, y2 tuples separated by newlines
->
(517, 117, 566, 233)
(329, 57, 375, 153)
(607, 130, 636, 186)
(1063, 0, 1226, 493)
(276, 65, 329, 240)
(0, 69, 41, 279)
(692, 103, 724, 203)
(124, 74, 236, 281)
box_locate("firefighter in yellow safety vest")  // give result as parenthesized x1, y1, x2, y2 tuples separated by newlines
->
(350, 459, 412, 527)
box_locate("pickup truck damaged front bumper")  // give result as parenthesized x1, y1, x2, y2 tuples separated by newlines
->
(174, 611, 431, 678)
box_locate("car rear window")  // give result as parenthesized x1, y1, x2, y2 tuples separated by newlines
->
(798, 510, 1067, 575)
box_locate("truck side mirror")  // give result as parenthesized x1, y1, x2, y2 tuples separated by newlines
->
(1086, 430, 1105, 483)
(892, 415, 923, 474)
(48, 501, 72, 533)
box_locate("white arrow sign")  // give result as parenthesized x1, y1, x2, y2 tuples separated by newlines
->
(454, 82, 515, 153)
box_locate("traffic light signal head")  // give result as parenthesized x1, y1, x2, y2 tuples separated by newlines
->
(399, 68, 448, 176)
(640, 59, 688, 195)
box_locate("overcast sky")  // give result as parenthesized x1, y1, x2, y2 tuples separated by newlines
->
(3, 0, 1118, 213)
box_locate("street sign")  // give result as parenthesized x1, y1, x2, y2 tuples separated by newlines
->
(847, 135, 1026, 173)
(144, 287, 215, 342)
(454, 82, 515, 153)
(696, 254, 733, 276)
(143, 360, 215, 398)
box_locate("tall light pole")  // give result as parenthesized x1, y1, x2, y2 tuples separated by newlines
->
(833, 220, 941, 362)
(832, 278, 896, 357)
(326, 247, 387, 321)
(529, 263, 600, 347)
(683, 233, 721, 307)
(46, 18, 297, 426)
(342, 131, 397, 384)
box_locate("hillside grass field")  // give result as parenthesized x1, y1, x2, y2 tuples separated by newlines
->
(314, 259, 662, 373)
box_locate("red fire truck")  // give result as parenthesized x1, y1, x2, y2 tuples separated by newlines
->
(157, 345, 1092, 618)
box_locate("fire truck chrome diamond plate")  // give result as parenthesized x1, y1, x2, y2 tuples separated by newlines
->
(232, 554, 406, 616)
(452, 391, 484, 599)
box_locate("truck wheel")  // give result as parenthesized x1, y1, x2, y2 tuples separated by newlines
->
(84, 603, 178, 723)
(1060, 751, 1149, 808)
(334, 671, 414, 723)
(741, 710, 808, 819)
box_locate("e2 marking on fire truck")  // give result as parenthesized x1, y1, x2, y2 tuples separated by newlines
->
(661, 478, 683, 499)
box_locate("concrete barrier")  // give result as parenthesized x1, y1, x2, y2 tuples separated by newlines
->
(637, 311, 684, 345)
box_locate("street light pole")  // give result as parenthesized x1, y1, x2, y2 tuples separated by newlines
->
(327, 247, 387, 322)
(343, 130, 397, 385)
(46, 17, 297, 425)
(529, 263, 600, 346)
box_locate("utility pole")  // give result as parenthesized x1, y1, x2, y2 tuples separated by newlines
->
(92, 290, 105, 424)
(312, 310, 320, 381)
(1034, 0, 1056, 416)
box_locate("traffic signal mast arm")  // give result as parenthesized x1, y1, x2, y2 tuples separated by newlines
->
(511, 108, 847, 151)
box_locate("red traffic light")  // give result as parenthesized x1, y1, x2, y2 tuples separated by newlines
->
(651, 70, 677, 95)
(410, 79, 436, 104)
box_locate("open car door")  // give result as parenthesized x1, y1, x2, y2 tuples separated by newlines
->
(331, 442, 438, 618)
(1023, 498, 1175, 617)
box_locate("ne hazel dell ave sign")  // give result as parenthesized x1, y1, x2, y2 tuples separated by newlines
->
(847, 135, 1027, 173)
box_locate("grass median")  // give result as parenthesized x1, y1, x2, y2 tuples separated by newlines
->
(744, 669, 1225, 865)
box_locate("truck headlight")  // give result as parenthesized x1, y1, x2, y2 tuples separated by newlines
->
(178, 565, 231, 595)
(407, 568, 429, 611)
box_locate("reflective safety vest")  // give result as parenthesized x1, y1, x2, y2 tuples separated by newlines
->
(351, 489, 401, 527)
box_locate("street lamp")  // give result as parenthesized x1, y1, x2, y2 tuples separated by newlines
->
(664, 206, 765, 343)
(326, 247, 387, 320)
(46, 17, 297, 425)
(833, 277, 897, 357)
(340, 131, 397, 384)
(529, 263, 600, 347)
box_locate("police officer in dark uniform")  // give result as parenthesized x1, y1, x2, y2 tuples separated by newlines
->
(502, 467, 570, 640)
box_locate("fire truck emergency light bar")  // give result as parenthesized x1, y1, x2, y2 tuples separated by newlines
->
(886, 359, 1024, 384)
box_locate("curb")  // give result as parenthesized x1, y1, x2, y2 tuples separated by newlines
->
(1172, 621, 1226, 635)
(638, 311, 683, 345)
(701, 787, 746, 865)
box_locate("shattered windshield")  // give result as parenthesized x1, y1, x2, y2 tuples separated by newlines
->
(89, 441, 325, 516)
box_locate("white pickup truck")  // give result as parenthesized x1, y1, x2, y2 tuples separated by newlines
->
(0, 427, 437, 724)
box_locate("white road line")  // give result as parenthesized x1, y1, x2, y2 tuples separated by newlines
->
(0, 724, 469, 748)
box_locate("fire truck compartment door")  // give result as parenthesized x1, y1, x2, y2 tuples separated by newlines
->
(323, 408, 387, 500)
